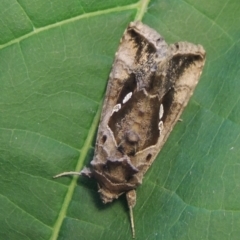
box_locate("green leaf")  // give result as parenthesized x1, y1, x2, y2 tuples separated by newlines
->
(0, 0, 239, 239)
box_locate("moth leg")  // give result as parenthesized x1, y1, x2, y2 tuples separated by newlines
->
(126, 190, 136, 238)
(53, 167, 92, 178)
(53, 171, 81, 178)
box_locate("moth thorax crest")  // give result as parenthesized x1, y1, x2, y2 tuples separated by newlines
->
(125, 130, 140, 144)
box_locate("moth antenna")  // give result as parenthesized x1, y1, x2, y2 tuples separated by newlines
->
(126, 190, 137, 238)
(53, 171, 81, 178)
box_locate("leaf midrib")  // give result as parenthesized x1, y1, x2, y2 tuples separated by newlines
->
(48, 1, 151, 239)
(50, 99, 102, 240)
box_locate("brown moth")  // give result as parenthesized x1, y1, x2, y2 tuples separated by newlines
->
(54, 21, 206, 238)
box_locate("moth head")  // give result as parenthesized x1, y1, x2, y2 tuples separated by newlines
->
(98, 187, 118, 203)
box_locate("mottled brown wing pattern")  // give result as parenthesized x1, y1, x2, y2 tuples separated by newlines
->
(54, 21, 206, 238)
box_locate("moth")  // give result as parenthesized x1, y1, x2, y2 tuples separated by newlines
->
(54, 21, 206, 238)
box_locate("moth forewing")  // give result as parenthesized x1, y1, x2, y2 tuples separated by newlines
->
(54, 21, 206, 238)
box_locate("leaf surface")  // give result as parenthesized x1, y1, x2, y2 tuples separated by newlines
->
(0, 0, 239, 239)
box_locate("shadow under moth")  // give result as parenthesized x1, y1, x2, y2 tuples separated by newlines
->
(54, 21, 206, 238)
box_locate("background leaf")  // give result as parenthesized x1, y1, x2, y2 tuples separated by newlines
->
(0, 0, 239, 239)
